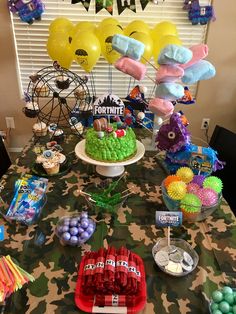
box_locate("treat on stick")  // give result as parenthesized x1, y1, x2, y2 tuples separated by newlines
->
(114, 57, 147, 81)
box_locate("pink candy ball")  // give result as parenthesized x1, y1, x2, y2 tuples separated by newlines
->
(197, 188, 218, 206)
(187, 183, 200, 195)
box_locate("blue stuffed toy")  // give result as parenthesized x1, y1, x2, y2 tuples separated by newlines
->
(8, 0, 44, 24)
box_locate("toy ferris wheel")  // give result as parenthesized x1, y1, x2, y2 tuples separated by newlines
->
(24, 63, 93, 136)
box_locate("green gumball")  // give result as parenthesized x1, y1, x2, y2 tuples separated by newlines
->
(211, 303, 219, 311)
(212, 291, 224, 303)
(213, 310, 223, 314)
(224, 294, 235, 305)
(232, 305, 236, 314)
(222, 287, 234, 295)
(219, 301, 230, 313)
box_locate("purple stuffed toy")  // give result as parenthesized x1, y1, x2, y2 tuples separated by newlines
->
(155, 112, 191, 153)
(8, 0, 44, 24)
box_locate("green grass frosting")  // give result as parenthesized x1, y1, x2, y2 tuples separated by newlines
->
(85, 124, 137, 162)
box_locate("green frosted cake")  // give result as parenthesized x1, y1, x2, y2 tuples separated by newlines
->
(85, 123, 137, 162)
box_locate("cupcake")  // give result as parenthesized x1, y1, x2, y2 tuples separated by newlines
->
(34, 82, 50, 97)
(23, 101, 39, 118)
(48, 123, 58, 136)
(74, 86, 86, 100)
(51, 129, 64, 143)
(71, 122, 84, 135)
(42, 161, 60, 175)
(55, 75, 70, 90)
(32, 122, 47, 137)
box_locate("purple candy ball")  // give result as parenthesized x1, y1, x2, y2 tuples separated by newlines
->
(80, 231, 89, 239)
(62, 232, 71, 242)
(57, 225, 64, 234)
(62, 218, 70, 226)
(192, 175, 205, 187)
(62, 225, 69, 233)
(81, 219, 89, 229)
(70, 235, 78, 245)
(70, 227, 79, 236)
(80, 212, 88, 219)
(86, 226, 94, 235)
(70, 218, 78, 227)
(78, 227, 85, 234)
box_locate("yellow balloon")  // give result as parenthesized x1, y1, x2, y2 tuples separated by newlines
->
(99, 17, 121, 28)
(153, 35, 182, 65)
(72, 31, 101, 72)
(151, 21, 178, 42)
(124, 20, 150, 36)
(74, 21, 95, 34)
(47, 35, 74, 69)
(49, 18, 74, 35)
(130, 32, 153, 64)
(99, 25, 123, 64)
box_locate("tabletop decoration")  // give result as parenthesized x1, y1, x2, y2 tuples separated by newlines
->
(209, 286, 236, 314)
(75, 246, 146, 313)
(153, 210, 199, 276)
(0, 255, 35, 302)
(55, 212, 96, 246)
(1, 175, 48, 226)
(161, 168, 222, 221)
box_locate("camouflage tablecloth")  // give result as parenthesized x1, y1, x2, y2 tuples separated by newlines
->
(0, 134, 235, 314)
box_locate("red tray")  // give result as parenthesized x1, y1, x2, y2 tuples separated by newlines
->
(75, 253, 147, 314)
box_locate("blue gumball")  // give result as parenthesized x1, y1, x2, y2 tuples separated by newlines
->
(81, 219, 89, 229)
(62, 232, 71, 242)
(80, 212, 88, 219)
(62, 225, 69, 233)
(81, 231, 89, 240)
(70, 236, 78, 245)
(78, 227, 84, 234)
(70, 227, 79, 236)
(63, 218, 70, 226)
(70, 218, 78, 227)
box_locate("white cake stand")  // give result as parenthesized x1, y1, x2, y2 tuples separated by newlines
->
(75, 140, 145, 177)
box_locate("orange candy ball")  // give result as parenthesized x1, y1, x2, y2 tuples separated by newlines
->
(164, 175, 182, 188)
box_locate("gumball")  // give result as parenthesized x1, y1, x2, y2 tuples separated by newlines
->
(156, 117, 163, 125)
(62, 232, 71, 242)
(62, 225, 69, 233)
(81, 231, 89, 239)
(167, 181, 187, 200)
(176, 167, 194, 184)
(232, 305, 236, 314)
(86, 225, 94, 235)
(203, 176, 223, 193)
(80, 212, 88, 219)
(70, 218, 78, 227)
(78, 227, 85, 234)
(222, 287, 233, 295)
(57, 225, 64, 234)
(81, 219, 89, 229)
(62, 218, 70, 226)
(224, 294, 234, 305)
(211, 303, 219, 311)
(70, 227, 79, 236)
(70, 235, 78, 245)
(218, 301, 230, 313)
(197, 188, 218, 206)
(212, 290, 223, 303)
(212, 310, 223, 314)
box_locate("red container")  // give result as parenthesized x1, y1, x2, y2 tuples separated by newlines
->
(75, 253, 147, 314)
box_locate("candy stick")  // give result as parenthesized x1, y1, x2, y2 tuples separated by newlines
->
(141, 56, 158, 70)
(78, 190, 92, 197)
(146, 74, 156, 84)
(167, 226, 170, 247)
(136, 121, 153, 134)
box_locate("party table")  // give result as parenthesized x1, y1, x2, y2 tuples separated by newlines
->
(0, 134, 235, 314)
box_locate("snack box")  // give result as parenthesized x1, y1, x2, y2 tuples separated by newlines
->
(75, 253, 146, 314)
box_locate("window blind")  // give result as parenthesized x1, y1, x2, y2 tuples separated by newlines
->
(11, 0, 212, 99)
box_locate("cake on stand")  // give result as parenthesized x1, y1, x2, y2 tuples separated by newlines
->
(75, 140, 145, 177)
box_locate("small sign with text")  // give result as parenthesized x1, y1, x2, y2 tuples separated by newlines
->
(156, 211, 182, 228)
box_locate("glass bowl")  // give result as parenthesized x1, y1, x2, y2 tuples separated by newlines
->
(55, 213, 96, 246)
(82, 180, 129, 214)
(152, 238, 199, 277)
(208, 288, 236, 313)
(161, 181, 222, 222)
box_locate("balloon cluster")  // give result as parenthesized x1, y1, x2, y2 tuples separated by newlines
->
(47, 18, 181, 71)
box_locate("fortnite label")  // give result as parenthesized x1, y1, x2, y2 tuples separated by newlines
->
(156, 211, 182, 227)
(93, 93, 124, 117)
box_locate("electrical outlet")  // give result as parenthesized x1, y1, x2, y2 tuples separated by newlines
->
(201, 118, 210, 130)
(5, 117, 15, 129)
